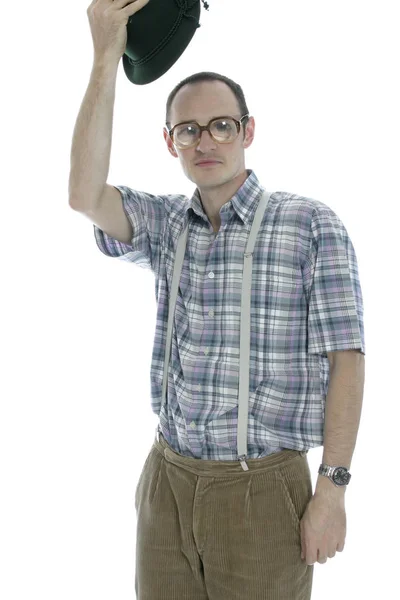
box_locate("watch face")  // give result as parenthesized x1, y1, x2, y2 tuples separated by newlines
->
(333, 467, 350, 485)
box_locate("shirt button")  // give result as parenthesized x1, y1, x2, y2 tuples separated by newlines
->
(203, 347, 209, 355)
(208, 272, 215, 279)
(208, 309, 214, 317)
(190, 421, 196, 429)
(197, 384, 201, 391)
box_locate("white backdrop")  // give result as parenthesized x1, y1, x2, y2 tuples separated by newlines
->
(1, 0, 399, 598)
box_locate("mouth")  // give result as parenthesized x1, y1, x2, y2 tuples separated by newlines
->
(195, 161, 222, 167)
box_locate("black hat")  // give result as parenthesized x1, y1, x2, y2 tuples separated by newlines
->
(123, 0, 210, 85)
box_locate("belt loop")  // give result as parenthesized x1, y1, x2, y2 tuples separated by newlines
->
(155, 425, 160, 443)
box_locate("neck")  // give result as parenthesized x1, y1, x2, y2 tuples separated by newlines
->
(198, 169, 249, 231)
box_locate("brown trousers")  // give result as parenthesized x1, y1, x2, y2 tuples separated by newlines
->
(134, 431, 314, 599)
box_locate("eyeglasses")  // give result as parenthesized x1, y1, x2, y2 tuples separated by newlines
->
(168, 114, 249, 149)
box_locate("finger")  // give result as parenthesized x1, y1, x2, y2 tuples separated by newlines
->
(306, 553, 316, 566)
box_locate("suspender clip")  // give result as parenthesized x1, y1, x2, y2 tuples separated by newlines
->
(238, 455, 249, 471)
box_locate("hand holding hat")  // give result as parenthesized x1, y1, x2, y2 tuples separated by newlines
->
(88, 0, 210, 84)
(87, 0, 152, 66)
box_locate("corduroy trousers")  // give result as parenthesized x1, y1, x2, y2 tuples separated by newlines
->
(134, 431, 314, 599)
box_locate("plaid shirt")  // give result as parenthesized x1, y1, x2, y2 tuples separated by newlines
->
(93, 169, 365, 459)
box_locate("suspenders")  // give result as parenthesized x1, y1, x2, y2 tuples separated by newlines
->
(157, 190, 272, 470)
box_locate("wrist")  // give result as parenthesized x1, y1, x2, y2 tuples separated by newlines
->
(315, 473, 347, 497)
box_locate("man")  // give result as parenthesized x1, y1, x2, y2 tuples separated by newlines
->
(70, 66, 365, 599)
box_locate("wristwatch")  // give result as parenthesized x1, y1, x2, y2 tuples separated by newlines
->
(318, 463, 351, 487)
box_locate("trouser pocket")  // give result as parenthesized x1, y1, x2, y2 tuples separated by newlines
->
(135, 446, 154, 511)
(276, 456, 313, 531)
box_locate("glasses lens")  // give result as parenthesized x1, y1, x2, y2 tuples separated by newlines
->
(174, 123, 200, 148)
(210, 118, 238, 142)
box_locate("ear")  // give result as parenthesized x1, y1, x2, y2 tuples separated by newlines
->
(242, 117, 255, 150)
(163, 127, 179, 158)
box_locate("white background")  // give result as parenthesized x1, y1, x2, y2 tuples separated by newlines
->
(1, 0, 399, 598)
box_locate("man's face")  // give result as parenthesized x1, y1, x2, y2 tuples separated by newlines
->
(163, 81, 255, 190)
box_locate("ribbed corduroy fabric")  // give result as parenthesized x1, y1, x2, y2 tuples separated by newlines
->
(134, 432, 314, 599)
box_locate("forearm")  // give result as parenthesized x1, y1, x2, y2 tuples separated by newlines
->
(68, 58, 119, 210)
(314, 353, 365, 497)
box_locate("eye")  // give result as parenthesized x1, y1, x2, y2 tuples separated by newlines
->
(179, 124, 199, 136)
(215, 120, 232, 131)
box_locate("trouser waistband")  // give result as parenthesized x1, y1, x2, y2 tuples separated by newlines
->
(154, 430, 307, 478)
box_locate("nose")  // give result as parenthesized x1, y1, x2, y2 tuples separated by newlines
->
(196, 129, 217, 153)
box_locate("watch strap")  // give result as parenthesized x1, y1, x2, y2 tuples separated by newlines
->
(318, 463, 351, 486)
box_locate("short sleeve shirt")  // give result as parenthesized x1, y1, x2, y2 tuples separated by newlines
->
(93, 169, 365, 459)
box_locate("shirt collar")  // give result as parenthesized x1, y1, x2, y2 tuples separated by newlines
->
(186, 169, 266, 226)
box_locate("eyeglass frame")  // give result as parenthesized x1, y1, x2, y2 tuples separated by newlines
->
(167, 114, 250, 149)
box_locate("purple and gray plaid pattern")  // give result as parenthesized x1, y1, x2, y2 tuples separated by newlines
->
(94, 170, 365, 460)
